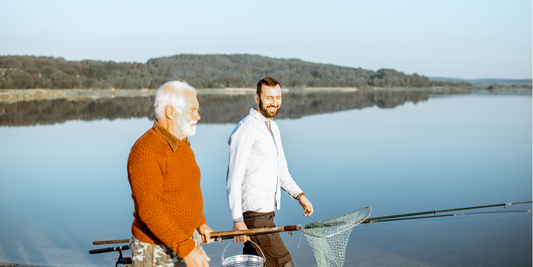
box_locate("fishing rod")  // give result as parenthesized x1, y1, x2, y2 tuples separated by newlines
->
(365, 210, 531, 224)
(92, 201, 531, 245)
(364, 201, 532, 224)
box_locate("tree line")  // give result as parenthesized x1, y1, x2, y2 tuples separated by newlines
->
(0, 54, 473, 90)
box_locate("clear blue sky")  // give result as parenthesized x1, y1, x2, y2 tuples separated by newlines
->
(1, 0, 531, 79)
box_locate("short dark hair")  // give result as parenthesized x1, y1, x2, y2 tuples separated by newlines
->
(256, 77, 281, 95)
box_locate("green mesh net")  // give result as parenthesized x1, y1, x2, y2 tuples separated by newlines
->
(299, 207, 372, 267)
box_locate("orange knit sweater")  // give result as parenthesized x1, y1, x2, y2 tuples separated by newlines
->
(127, 121, 205, 258)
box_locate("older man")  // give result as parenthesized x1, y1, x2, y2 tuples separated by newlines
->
(127, 81, 213, 267)
(226, 77, 314, 267)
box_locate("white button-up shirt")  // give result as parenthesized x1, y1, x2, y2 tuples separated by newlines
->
(226, 108, 303, 221)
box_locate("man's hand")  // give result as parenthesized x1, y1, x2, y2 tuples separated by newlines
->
(197, 224, 214, 244)
(298, 195, 314, 216)
(183, 247, 210, 267)
(233, 221, 250, 242)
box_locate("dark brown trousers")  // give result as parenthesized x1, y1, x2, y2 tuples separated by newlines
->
(243, 211, 292, 267)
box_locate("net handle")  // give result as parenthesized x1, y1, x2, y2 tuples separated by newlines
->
(221, 240, 266, 263)
(92, 208, 372, 244)
(91, 226, 301, 245)
(211, 225, 300, 240)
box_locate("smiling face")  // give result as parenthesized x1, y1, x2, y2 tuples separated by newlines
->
(255, 84, 282, 118)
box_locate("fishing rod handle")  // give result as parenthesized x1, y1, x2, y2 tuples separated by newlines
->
(89, 245, 130, 254)
(93, 239, 130, 245)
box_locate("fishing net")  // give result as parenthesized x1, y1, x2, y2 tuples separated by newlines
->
(299, 207, 371, 267)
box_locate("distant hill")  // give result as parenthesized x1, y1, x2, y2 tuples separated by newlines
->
(0, 54, 472, 90)
(429, 77, 532, 86)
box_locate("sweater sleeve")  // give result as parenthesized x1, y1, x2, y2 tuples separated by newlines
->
(128, 138, 196, 258)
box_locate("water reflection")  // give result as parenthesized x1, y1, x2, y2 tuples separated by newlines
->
(0, 90, 531, 267)
(0, 89, 446, 126)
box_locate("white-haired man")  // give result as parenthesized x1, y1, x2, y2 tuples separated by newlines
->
(226, 77, 313, 267)
(127, 81, 214, 267)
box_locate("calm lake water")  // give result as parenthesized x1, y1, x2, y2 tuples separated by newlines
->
(0, 89, 531, 267)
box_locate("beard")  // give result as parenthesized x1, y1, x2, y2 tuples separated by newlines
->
(178, 117, 198, 137)
(258, 98, 281, 118)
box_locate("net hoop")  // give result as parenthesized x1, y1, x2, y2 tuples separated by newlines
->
(302, 207, 372, 267)
(299, 206, 372, 238)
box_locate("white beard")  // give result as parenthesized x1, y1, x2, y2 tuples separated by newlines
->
(178, 118, 198, 137)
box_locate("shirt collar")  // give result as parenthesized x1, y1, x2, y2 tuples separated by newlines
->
(249, 108, 272, 124)
(153, 120, 190, 152)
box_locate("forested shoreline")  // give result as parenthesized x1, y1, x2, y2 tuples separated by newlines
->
(0, 54, 476, 90)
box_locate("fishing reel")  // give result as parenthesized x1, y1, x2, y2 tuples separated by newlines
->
(89, 245, 132, 267)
